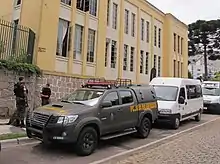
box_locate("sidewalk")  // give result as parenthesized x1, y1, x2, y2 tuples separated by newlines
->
(0, 119, 26, 139)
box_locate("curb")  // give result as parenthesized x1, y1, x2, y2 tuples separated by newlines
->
(0, 137, 38, 151)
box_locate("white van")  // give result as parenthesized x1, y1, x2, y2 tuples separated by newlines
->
(149, 77, 203, 129)
(202, 81, 220, 111)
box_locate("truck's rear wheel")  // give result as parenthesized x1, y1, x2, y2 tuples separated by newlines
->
(75, 127, 98, 156)
(195, 110, 202, 122)
(137, 117, 152, 138)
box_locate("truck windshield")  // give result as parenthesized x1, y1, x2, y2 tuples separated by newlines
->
(202, 87, 220, 96)
(153, 85, 178, 101)
(61, 89, 104, 106)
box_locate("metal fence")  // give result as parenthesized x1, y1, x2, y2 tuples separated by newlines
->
(0, 19, 35, 63)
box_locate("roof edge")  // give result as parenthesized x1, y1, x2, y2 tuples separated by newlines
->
(166, 13, 188, 29)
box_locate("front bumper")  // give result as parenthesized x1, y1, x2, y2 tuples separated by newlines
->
(26, 123, 78, 143)
(157, 113, 179, 122)
(204, 103, 220, 110)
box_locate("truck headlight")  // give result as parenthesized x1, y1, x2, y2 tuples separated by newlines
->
(57, 115, 78, 125)
(159, 109, 172, 114)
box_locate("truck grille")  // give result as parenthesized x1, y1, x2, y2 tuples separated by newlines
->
(30, 112, 50, 128)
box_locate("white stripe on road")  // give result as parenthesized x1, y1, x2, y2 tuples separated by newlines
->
(90, 116, 220, 164)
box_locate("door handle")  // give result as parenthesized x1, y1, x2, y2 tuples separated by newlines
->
(185, 102, 187, 105)
(117, 108, 123, 112)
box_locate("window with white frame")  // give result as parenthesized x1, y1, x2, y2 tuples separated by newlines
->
(105, 38, 110, 67)
(140, 50, 144, 73)
(178, 35, 180, 53)
(111, 40, 117, 68)
(89, 0, 97, 16)
(177, 61, 180, 77)
(158, 56, 161, 76)
(112, 3, 118, 29)
(158, 28, 161, 48)
(56, 18, 70, 57)
(174, 33, 176, 52)
(74, 24, 83, 60)
(131, 13, 135, 37)
(145, 52, 149, 74)
(61, 0, 71, 6)
(107, 0, 110, 26)
(153, 54, 157, 68)
(130, 47, 134, 72)
(124, 9, 129, 34)
(146, 21, 149, 43)
(141, 18, 144, 41)
(87, 29, 96, 62)
(16, 0, 21, 5)
(123, 44, 128, 71)
(76, 0, 84, 10)
(173, 60, 176, 77)
(154, 25, 157, 46)
(181, 38, 183, 55)
(181, 62, 183, 77)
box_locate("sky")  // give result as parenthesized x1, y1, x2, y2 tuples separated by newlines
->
(147, 0, 220, 25)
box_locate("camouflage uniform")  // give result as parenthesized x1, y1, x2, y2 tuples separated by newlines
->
(9, 82, 28, 127)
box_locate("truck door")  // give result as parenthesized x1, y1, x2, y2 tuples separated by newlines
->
(178, 87, 188, 118)
(99, 91, 122, 134)
(117, 90, 138, 129)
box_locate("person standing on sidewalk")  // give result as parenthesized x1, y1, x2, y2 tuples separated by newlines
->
(8, 77, 28, 127)
(40, 83, 51, 106)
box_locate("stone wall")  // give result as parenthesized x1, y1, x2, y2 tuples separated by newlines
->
(0, 70, 87, 118)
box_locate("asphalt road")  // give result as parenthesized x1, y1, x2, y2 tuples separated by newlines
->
(0, 114, 219, 164)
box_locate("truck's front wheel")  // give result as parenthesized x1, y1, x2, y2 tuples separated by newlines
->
(137, 117, 152, 138)
(75, 127, 98, 156)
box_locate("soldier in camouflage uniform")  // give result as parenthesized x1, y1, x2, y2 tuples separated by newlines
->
(8, 77, 28, 127)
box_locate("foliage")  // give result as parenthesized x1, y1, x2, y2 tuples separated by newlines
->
(0, 132, 26, 141)
(0, 59, 42, 76)
(188, 19, 220, 60)
(188, 71, 193, 79)
(212, 72, 220, 81)
(7, 49, 30, 63)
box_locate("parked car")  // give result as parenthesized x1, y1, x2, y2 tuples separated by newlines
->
(202, 81, 220, 112)
(150, 77, 203, 129)
(26, 78, 158, 156)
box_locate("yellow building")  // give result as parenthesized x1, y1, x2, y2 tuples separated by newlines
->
(0, 0, 188, 83)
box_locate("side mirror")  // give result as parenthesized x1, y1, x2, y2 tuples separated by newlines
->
(178, 96, 185, 104)
(101, 101, 112, 108)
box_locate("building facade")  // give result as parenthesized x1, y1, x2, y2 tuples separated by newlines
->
(0, 0, 188, 84)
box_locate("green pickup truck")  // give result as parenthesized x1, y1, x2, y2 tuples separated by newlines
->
(26, 78, 158, 156)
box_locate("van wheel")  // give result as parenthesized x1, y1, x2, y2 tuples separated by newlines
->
(75, 127, 98, 156)
(172, 117, 180, 130)
(137, 117, 152, 138)
(195, 111, 202, 122)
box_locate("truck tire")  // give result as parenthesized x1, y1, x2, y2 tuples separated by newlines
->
(26, 129, 32, 138)
(137, 117, 152, 138)
(195, 110, 202, 122)
(75, 127, 98, 156)
(172, 116, 180, 129)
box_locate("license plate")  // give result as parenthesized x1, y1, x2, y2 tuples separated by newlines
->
(204, 107, 207, 110)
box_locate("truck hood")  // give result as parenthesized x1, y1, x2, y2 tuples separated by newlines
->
(157, 100, 176, 111)
(203, 95, 220, 104)
(34, 102, 92, 116)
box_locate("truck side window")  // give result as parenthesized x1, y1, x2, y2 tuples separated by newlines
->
(179, 87, 186, 99)
(103, 92, 119, 106)
(119, 91, 133, 104)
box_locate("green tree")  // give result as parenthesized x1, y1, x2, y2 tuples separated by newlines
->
(188, 19, 220, 80)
